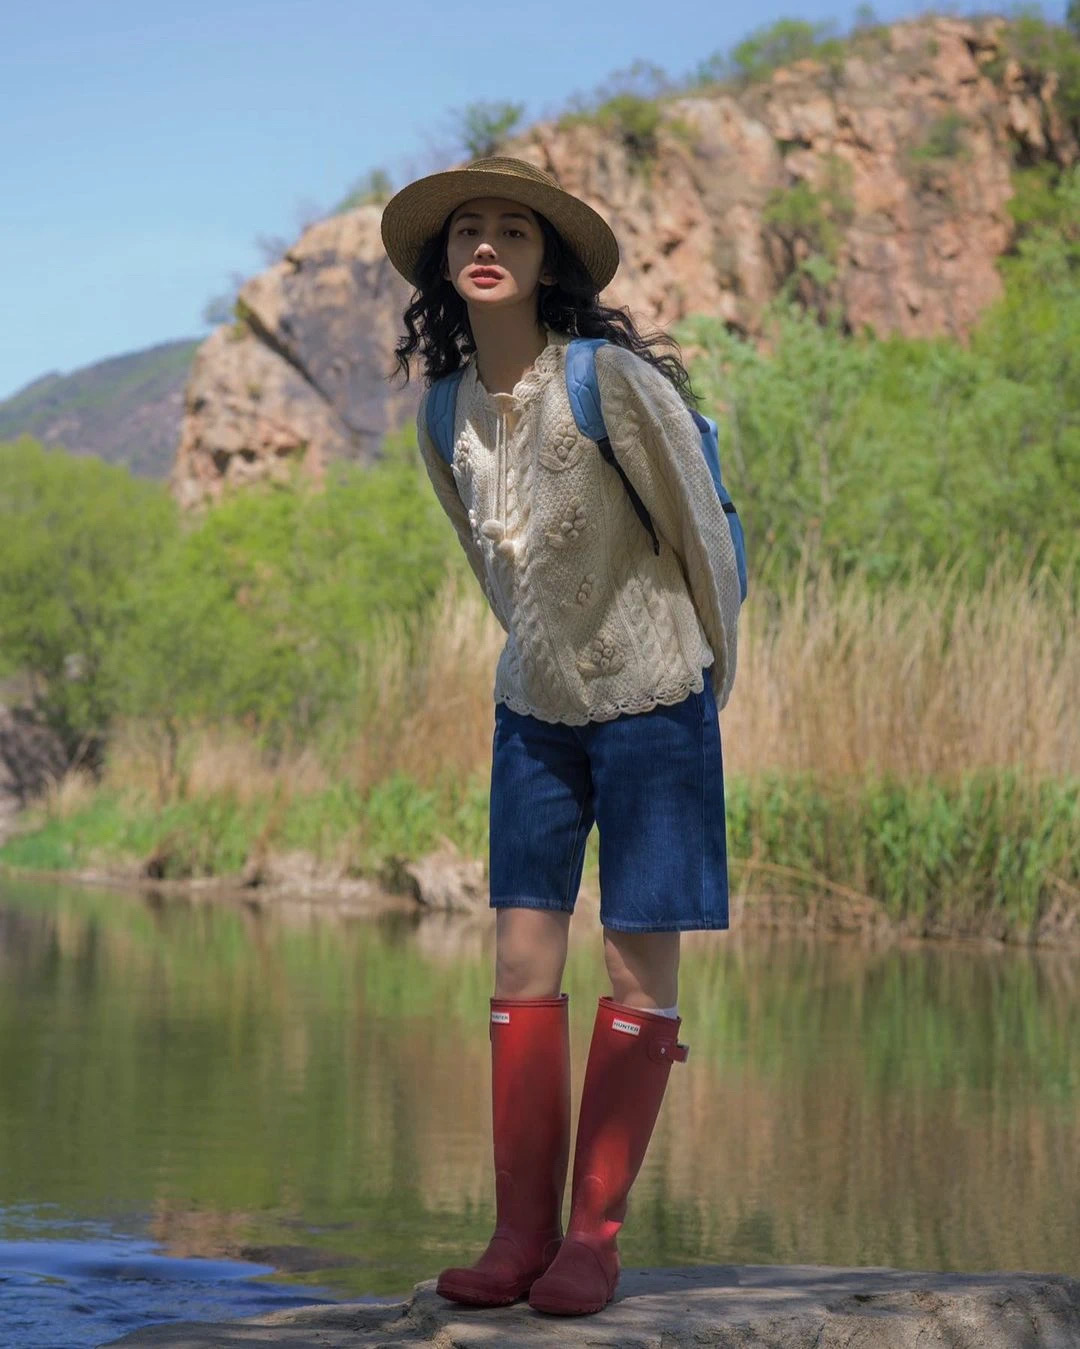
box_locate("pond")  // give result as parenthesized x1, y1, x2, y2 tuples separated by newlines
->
(1, 874, 1077, 1347)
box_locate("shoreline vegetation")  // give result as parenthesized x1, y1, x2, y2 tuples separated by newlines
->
(3, 566, 1077, 949)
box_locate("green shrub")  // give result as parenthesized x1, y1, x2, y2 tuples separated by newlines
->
(764, 182, 840, 261)
(730, 18, 841, 84)
(692, 15, 871, 88)
(102, 430, 458, 753)
(908, 112, 970, 162)
(335, 168, 394, 211)
(1004, 161, 1065, 230)
(0, 426, 463, 763)
(453, 101, 524, 159)
(665, 116, 697, 147)
(763, 156, 854, 265)
(556, 61, 670, 164)
(675, 169, 1080, 585)
(905, 113, 971, 194)
(0, 440, 176, 759)
(593, 94, 663, 159)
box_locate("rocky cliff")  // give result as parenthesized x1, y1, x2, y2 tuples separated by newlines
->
(171, 15, 1078, 509)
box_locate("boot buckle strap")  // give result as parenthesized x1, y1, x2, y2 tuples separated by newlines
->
(650, 1040, 690, 1064)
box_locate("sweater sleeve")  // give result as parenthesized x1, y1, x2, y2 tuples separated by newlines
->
(594, 344, 741, 709)
(415, 388, 508, 632)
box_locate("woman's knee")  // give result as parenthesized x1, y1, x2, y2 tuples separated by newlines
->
(494, 907, 571, 997)
(603, 928, 680, 1007)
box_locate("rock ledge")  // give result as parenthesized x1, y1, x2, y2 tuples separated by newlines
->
(104, 1263, 1080, 1347)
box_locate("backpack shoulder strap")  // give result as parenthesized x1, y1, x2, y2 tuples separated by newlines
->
(690, 409, 749, 603)
(565, 338, 746, 597)
(565, 337, 660, 556)
(564, 338, 609, 442)
(425, 368, 467, 466)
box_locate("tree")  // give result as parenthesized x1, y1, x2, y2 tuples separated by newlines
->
(102, 430, 458, 765)
(0, 439, 176, 765)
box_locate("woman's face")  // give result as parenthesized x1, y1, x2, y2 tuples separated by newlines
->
(443, 196, 553, 309)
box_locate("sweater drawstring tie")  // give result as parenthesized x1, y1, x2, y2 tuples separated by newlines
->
(480, 400, 519, 560)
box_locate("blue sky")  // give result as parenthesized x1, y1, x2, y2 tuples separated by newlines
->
(1, 0, 1067, 401)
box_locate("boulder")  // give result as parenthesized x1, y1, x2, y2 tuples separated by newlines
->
(103, 1262, 1080, 1347)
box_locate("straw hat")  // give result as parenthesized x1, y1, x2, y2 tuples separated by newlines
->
(380, 155, 620, 292)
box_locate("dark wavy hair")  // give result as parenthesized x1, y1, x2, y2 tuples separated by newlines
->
(388, 207, 699, 409)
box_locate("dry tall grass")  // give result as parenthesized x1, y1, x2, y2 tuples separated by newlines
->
(102, 563, 1078, 803)
(103, 717, 330, 807)
(724, 560, 1078, 779)
(342, 561, 1078, 789)
(35, 765, 99, 822)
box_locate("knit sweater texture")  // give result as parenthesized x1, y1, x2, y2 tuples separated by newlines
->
(416, 326, 741, 725)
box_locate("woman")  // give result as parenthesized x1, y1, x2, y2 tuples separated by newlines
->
(381, 156, 741, 1317)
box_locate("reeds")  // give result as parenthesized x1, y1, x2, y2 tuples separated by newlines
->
(99, 559, 1078, 799)
(723, 558, 1078, 781)
(330, 559, 1079, 791)
(24, 560, 1072, 935)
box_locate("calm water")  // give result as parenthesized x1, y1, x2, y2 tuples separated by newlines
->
(1, 875, 1078, 1347)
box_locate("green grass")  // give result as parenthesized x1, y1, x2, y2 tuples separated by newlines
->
(4, 771, 1075, 943)
(0, 789, 258, 878)
(725, 772, 1080, 937)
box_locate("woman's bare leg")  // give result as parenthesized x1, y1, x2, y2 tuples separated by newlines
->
(602, 928, 680, 1008)
(494, 908, 572, 997)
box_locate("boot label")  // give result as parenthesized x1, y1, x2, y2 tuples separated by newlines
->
(612, 1018, 641, 1036)
(491, 1010, 511, 1024)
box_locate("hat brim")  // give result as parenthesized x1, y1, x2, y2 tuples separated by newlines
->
(380, 165, 620, 292)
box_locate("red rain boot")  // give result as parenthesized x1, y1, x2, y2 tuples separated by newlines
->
(528, 995, 688, 1316)
(435, 993, 571, 1307)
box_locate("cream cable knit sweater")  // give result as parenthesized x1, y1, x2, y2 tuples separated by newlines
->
(416, 326, 741, 725)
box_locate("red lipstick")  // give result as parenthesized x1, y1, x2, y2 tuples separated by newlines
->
(469, 267, 504, 286)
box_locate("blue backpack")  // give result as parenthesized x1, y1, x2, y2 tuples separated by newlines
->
(425, 337, 748, 603)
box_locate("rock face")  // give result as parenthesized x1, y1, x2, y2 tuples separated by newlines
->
(171, 209, 418, 508)
(171, 16, 1078, 508)
(104, 1264, 1080, 1347)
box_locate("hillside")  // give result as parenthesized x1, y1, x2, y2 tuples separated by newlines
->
(0, 338, 199, 479)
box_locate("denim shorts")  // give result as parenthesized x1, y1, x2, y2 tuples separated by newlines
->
(488, 669, 729, 933)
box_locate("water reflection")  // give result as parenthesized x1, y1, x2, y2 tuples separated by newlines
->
(0, 874, 1077, 1315)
